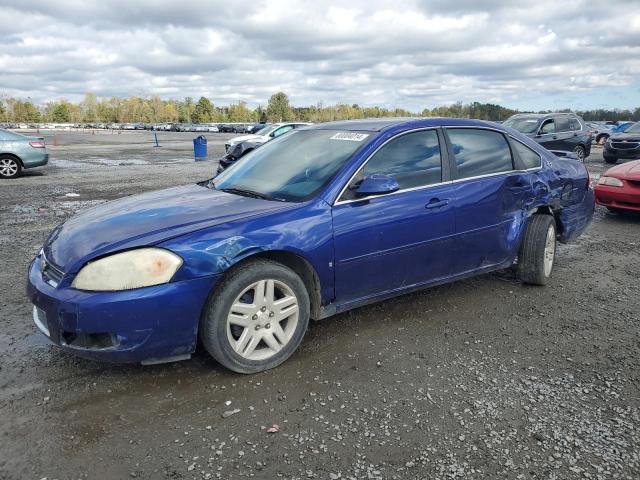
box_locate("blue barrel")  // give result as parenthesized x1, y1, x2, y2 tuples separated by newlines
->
(193, 135, 207, 160)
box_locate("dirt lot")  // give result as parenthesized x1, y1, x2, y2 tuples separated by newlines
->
(1, 131, 639, 480)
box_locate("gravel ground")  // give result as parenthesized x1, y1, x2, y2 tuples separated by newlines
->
(1, 131, 639, 480)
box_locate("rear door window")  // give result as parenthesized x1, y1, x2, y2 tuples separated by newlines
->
(447, 129, 514, 180)
(555, 117, 570, 132)
(569, 118, 582, 131)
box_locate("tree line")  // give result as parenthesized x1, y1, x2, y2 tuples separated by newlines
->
(1, 92, 639, 124)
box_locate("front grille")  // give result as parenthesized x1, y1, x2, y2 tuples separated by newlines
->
(611, 141, 640, 150)
(41, 254, 64, 285)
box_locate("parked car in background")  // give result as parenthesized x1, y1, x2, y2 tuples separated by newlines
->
(503, 113, 592, 161)
(219, 122, 313, 173)
(586, 122, 614, 145)
(611, 122, 634, 133)
(26, 118, 594, 371)
(595, 159, 640, 213)
(224, 122, 312, 153)
(248, 123, 268, 134)
(603, 122, 640, 164)
(0, 129, 48, 179)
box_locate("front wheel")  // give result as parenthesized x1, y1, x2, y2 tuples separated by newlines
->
(517, 214, 556, 286)
(200, 260, 310, 373)
(604, 157, 618, 164)
(572, 145, 586, 162)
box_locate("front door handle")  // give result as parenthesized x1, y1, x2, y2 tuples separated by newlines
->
(425, 198, 450, 209)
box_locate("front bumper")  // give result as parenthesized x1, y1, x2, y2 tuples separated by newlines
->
(26, 255, 220, 363)
(595, 182, 640, 212)
(604, 144, 640, 160)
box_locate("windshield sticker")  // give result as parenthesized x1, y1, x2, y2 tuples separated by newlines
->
(330, 132, 369, 141)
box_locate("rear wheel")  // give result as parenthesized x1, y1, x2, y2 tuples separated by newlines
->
(0, 156, 21, 179)
(572, 145, 586, 162)
(517, 214, 556, 286)
(200, 260, 310, 373)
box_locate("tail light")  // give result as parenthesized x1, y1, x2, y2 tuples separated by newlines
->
(29, 140, 46, 148)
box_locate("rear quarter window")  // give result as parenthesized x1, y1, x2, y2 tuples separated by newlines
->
(447, 129, 514, 179)
(512, 140, 542, 169)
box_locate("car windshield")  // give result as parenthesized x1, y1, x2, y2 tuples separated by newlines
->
(625, 122, 640, 133)
(213, 129, 370, 202)
(503, 117, 541, 134)
(256, 125, 281, 136)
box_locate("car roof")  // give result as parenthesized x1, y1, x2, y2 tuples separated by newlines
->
(311, 117, 504, 132)
(509, 113, 579, 119)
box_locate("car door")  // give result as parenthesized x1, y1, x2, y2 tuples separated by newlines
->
(332, 129, 456, 303)
(444, 127, 528, 274)
(536, 118, 558, 150)
(551, 116, 576, 151)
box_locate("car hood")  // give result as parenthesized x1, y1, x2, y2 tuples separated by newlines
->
(610, 132, 640, 142)
(43, 184, 293, 273)
(228, 134, 267, 144)
(605, 160, 640, 180)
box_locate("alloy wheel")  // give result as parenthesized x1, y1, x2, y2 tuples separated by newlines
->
(543, 225, 556, 277)
(0, 158, 19, 177)
(226, 279, 299, 361)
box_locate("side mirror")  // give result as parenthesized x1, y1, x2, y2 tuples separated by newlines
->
(355, 174, 400, 196)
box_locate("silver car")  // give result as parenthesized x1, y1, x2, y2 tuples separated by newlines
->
(0, 129, 49, 179)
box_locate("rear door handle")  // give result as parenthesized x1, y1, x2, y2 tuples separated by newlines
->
(425, 198, 450, 209)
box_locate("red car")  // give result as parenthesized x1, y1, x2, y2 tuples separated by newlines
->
(595, 160, 640, 212)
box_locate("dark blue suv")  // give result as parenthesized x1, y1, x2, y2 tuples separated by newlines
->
(27, 118, 594, 373)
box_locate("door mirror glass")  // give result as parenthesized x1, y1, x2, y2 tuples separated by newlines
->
(355, 174, 400, 196)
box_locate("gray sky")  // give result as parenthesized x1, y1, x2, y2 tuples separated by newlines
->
(1, 0, 639, 111)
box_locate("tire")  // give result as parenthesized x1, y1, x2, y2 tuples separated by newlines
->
(517, 214, 556, 286)
(596, 134, 608, 145)
(604, 157, 618, 164)
(572, 145, 586, 162)
(0, 155, 22, 179)
(200, 260, 310, 373)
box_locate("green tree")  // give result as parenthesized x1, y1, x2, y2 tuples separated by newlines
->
(191, 96, 215, 123)
(266, 92, 292, 122)
(179, 97, 194, 123)
(80, 92, 98, 122)
(51, 102, 71, 122)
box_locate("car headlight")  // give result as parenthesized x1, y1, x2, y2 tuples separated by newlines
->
(597, 176, 624, 187)
(71, 248, 183, 291)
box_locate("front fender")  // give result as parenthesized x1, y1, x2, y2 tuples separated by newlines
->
(159, 198, 335, 304)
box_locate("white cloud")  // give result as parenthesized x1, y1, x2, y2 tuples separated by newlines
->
(0, 0, 638, 110)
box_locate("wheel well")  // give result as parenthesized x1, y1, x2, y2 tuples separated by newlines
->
(0, 153, 23, 167)
(232, 250, 323, 320)
(532, 206, 562, 234)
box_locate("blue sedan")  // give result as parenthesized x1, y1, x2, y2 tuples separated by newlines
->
(27, 118, 594, 372)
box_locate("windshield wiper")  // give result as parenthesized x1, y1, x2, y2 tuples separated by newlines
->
(219, 187, 273, 201)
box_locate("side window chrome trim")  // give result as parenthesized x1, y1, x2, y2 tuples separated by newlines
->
(333, 126, 544, 207)
(333, 127, 442, 206)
